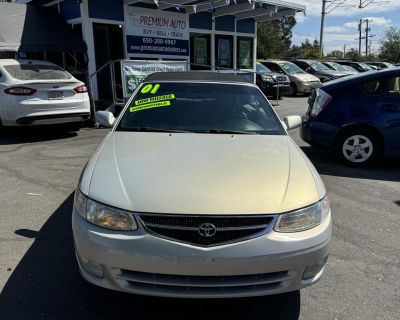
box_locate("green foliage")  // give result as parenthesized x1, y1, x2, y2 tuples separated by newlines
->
(379, 26, 400, 63)
(326, 50, 344, 59)
(344, 48, 360, 61)
(287, 39, 321, 58)
(257, 17, 296, 59)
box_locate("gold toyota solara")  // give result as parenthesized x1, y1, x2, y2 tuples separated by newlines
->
(72, 72, 332, 298)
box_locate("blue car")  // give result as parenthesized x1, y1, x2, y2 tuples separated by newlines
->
(301, 68, 400, 167)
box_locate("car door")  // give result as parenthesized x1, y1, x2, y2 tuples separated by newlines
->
(378, 75, 400, 156)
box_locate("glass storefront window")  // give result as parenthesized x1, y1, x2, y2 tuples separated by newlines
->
(190, 33, 211, 70)
(237, 36, 253, 70)
(215, 35, 233, 69)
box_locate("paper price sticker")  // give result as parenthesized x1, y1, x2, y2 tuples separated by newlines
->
(130, 100, 171, 112)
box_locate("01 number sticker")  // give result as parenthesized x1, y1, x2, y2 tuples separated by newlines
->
(140, 83, 160, 95)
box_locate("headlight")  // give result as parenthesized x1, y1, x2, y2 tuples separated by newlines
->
(74, 189, 137, 231)
(261, 75, 274, 83)
(274, 196, 330, 233)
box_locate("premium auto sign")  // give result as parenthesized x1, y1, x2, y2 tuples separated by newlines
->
(125, 7, 189, 57)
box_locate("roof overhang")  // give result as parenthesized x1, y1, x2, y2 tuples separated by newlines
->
(123, 0, 305, 20)
(0, 2, 86, 52)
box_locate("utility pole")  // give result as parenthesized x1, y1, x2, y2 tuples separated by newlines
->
(365, 19, 370, 57)
(358, 19, 363, 56)
(319, 0, 352, 59)
(343, 44, 346, 58)
(319, 0, 326, 58)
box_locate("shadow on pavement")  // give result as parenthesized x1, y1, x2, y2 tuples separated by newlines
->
(0, 126, 78, 145)
(0, 194, 300, 320)
(301, 146, 400, 182)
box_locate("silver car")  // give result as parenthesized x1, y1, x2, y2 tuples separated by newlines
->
(72, 72, 331, 298)
(260, 60, 321, 96)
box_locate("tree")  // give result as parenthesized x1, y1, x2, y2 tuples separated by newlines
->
(379, 26, 400, 63)
(257, 17, 296, 59)
(326, 50, 344, 59)
(345, 48, 360, 61)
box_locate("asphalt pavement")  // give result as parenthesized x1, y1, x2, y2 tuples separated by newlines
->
(0, 97, 399, 320)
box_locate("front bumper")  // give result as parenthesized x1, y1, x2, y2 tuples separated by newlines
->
(72, 210, 331, 298)
(297, 82, 320, 94)
(259, 83, 290, 97)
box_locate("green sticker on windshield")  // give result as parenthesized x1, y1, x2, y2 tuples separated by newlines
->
(135, 94, 175, 106)
(130, 100, 171, 112)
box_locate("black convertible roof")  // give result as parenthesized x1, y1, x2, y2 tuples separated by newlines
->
(146, 72, 251, 83)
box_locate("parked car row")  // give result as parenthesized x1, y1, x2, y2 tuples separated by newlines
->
(301, 66, 400, 167)
(256, 58, 395, 98)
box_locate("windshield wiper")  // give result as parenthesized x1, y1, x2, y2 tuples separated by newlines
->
(200, 129, 259, 135)
(126, 127, 191, 133)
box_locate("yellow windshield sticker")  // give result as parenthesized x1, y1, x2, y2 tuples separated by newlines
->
(130, 100, 171, 112)
(140, 83, 160, 94)
(135, 94, 175, 106)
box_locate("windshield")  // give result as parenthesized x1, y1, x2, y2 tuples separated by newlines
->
(256, 63, 272, 73)
(4, 64, 71, 80)
(328, 62, 348, 72)
(343, 65, 357, 72)
(278, 62, 305, 74)
(117, 82, 285, 135)
(310, 62, 330, 71)
(359, 63, 372, 71)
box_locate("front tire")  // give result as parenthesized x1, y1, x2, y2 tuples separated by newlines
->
(288, 83, 297, 96)
(335, 129, 382, 167)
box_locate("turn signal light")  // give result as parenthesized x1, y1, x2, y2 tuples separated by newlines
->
(74, 84, 88, 93)
(4, 87, 37, 96)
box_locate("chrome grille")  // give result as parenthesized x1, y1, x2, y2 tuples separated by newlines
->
(117, 269, 290, 297)
(276, 76, 288, 83)
(138, 214, 276, 246)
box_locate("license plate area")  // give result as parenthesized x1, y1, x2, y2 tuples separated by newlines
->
(48, 91, 63, 100)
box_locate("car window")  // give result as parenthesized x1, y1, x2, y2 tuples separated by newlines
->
(363, 79, 382, 94)
(311, 62, 330, 71)
(256, 63, 272, 73)
(264, 63, 282, 73)
(330, 62, 348, 72)
(3, 64, 71, 80)
(279, 62, 305, 74)
(118, 82, 286, 135)
(358, 63, 372, 71)
(387, 76, 400, 95)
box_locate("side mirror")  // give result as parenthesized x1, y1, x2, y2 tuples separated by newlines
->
(305, 67, 312, 73)
(283, 115, 302, 130)
(96, 111, 115, 128)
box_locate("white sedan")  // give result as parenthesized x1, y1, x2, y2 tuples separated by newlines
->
(0, 59, 90, 127)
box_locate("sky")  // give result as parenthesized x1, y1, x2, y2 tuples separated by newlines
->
(292, 0, 400, 55)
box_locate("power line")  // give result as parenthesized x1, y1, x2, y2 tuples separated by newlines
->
(358, 0, 390, 9)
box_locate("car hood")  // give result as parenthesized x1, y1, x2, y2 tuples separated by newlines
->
(290, 73, 320, 82)
(85, 132, 324, 215)
(314, 70, 348, 77)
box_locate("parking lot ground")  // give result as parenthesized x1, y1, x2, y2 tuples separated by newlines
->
(0, 97, 399, 320)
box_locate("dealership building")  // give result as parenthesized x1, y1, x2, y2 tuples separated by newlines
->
(4, 0, 305, 102)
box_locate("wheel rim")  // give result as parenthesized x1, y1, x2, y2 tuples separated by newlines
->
(342, 135, 373, 163)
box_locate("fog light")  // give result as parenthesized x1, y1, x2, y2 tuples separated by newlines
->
(302, 256, 328, 280)
(77, 254, 104, 278)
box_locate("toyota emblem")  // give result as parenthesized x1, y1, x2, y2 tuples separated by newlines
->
(198, 223, 217, 237)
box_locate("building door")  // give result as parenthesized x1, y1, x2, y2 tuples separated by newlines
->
(93, 23, 124, 102)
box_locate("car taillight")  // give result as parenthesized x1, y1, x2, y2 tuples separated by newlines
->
(4, 87, 37, 96)
(74, 84, 88, 93)
(311, 88, 332, 117)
